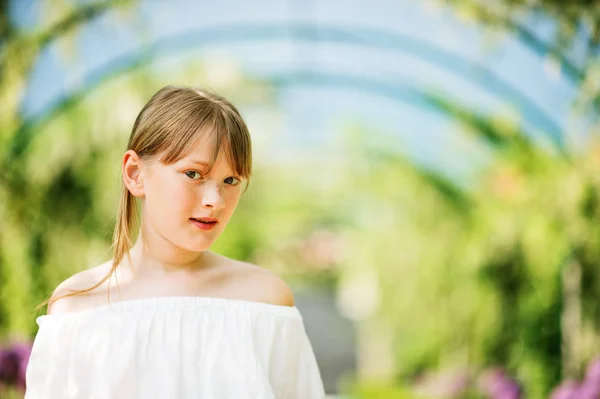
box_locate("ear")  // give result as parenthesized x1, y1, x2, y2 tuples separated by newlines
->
(122, 150, 146, 198)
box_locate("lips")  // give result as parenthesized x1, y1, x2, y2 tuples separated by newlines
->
(190, 218, 219, 225)
(190, 217, 218, 231)
(190, 217, 218, 224)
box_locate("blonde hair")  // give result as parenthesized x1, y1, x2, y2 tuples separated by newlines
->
(36, 85, 252, 313)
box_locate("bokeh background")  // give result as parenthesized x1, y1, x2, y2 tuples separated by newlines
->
(2, 0, 600, 398)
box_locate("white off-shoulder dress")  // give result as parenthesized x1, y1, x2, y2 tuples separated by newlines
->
(24, 296, 326, 399)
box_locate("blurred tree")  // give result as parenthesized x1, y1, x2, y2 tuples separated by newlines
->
(441, 0, 600, 390)
(342, 89, 600, 398)
(3, 2, 600, 399)
(0, 0, 136, 336)
(441, 0, 600, 114)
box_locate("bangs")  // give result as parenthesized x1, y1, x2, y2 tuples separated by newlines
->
(145, 94, 252, 179)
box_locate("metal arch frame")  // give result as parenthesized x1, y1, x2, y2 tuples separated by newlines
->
(10, 23, 566, 161)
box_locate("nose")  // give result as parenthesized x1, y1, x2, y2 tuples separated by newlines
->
(201, 181, 225, 210)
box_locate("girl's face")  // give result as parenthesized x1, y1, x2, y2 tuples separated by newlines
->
(138, 141, 244, 253)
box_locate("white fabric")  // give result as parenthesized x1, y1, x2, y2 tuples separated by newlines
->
(25, 296, 326, 399)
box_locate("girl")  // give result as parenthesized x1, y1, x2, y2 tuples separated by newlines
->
(24, 86, 326, 398)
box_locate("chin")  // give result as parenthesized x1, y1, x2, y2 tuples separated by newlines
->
(183, 239, 214, 253)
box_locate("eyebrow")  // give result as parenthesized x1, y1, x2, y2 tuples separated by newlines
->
(186, 160, 210, 166)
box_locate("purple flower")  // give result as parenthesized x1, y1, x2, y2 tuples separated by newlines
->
(586, 359, 600, 386)
(496, 379, 521, 399)
(478, 367, 522, 399)
(577, 380, 600, 399)
(550, 380, 580, 399)
(0, 342, 32, 391)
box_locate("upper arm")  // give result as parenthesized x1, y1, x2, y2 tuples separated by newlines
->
(46, 261, 112, 315)
(268, 309, 326, 398)
(46, 272, 89, 315)
(47, 279, 75, 315)
(255, 269, 295, 307)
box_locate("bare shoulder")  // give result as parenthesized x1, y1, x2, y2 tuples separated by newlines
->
(223, 256, 295, 307)
(47, 260, 113, 315)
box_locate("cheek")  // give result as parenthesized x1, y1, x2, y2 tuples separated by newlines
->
(170, 184, 199, 213)
(146, 176, 195, 215)
(224, 191, 241, 214)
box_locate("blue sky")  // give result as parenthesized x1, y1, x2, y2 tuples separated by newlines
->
(9, 0, 585, 183)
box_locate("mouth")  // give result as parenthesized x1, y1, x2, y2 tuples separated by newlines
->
(190, 217, 218, 230)
(190, 217, 218, 224)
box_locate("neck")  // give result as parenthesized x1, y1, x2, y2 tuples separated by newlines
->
(123, 227, 210, 280)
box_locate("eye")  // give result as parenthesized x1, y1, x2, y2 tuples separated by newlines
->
(185, 171, 203, 180)
(224, 176, 241, 186)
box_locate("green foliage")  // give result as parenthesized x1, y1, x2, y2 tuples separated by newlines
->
(3, 2, 600, 399)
